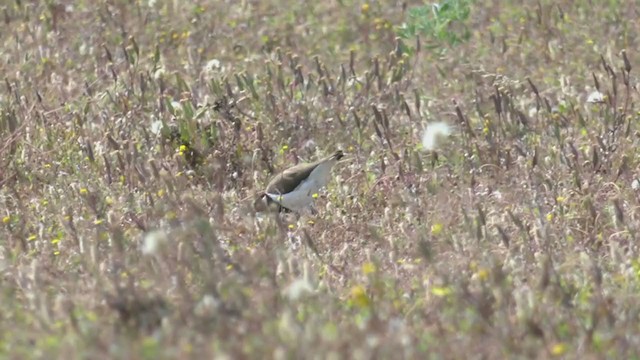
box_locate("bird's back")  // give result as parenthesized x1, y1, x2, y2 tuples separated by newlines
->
(265, 161, 321, 194)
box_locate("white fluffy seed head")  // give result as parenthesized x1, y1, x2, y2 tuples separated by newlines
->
(142, 229, 169, 255)
(587, 91, 605, 104)
(422, 122, 452, 151)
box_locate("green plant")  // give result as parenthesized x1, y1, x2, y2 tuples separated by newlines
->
(397, 0, 473, 51)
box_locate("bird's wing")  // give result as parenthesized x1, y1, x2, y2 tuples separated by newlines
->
(265, 160, 321, 194)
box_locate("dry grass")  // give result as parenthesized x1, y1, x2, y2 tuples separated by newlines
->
(1, 0, 640, 358)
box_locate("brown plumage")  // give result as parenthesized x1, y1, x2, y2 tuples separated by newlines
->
(256, 150, 344, 213)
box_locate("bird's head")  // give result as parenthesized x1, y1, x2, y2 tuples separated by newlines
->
(253, 191, 269, 212)
(253, 191, 283, 212)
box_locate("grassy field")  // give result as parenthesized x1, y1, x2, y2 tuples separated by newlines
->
(1, 0, 640, 358)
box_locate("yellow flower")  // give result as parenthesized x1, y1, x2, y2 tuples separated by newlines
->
(431, 223, 443, 236)
(361, 3, 370, 14)
(349, 285, 370, 308)
(312, 193, 319, 199)
(476, 268, 489, 281)
(288, 224, 295, 230)
(178, 144, 188, 155)
(362, 262, 376, 275)
(27, 234, 37, 241)
(550, 343, 567, 356)
(482, 119, 490, 135)
(431, 286, 452, 297)
(2, 216, 9, 224)
(79, 188, 88, 195)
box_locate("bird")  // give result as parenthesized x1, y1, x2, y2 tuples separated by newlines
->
(255, 150, 345, 213)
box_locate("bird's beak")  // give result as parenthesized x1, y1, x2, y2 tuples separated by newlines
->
(336, 154, 354, 164)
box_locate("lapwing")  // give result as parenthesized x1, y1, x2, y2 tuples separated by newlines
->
(255, 150, 345, 213)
